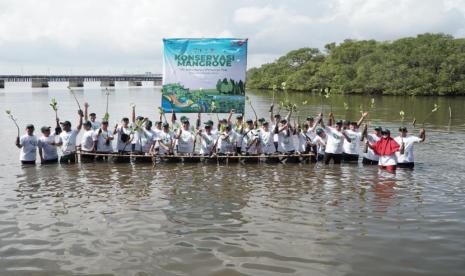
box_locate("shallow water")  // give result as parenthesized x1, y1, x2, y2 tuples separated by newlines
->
(1, 83, 465, 275)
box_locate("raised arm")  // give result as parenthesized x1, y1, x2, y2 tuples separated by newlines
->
(84, 102, 89, 121)
(319, 113, 326, 129)
(328, 112, 334, 127)
(227, 109, 234, 125)
(131, 105, 136, 123)
(419, 128, 426, 143)
(76, 109, 84, 131)
(54, 118, 62, 135)
(357, 112, 368, 128)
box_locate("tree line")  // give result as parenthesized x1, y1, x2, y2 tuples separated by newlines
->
(247, 33, 465, 95)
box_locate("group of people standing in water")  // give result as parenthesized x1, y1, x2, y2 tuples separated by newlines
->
(15, 101, 426, 172)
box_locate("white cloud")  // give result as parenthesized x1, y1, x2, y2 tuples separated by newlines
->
(0, 0, 463, 74)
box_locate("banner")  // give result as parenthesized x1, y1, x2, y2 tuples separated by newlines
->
(162, 38, 247, 113)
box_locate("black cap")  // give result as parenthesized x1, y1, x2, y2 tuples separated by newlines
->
(274, 114, 281, 118)
(399, 126, 408, 132)
(40, 126, 51, 132)
(280, 119, 287, 124)
(163, 122, 169, 128)
(336, 120, 343, 125)
(246, 119, 253, 124)
(236, 115, 243, 119)
(136, 116, 144, 121)
(26, 124, 35, 129)
(258, 118, 265, 122)
(374, 126, 382, 131)
(83, 121, 92, 127)
(89, 112, 96, 117)
(306, 117, 314, 121)
(60, 121, 71, 126)
(263, 121, 269, 126)
(382, 128, 391, 134)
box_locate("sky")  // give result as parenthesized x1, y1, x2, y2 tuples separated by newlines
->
(0, 0, 464, 75)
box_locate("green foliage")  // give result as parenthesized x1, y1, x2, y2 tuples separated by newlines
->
(247, 33, 465, 95)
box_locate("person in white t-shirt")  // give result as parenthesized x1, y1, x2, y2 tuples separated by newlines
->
(218, 125, 239, 154)
(79, 121, 96, 162)
(139, 120, 157, 155)
(258, 121, 276, 155)
(93, 121, 114, 158)
(114, 117, 132, 154)
(59, 110, 84, 164)
(312, 127, 327, 162)
(274, 117, 296, 154)
(362, 126, 383, 165)
(342, 112, 368, 163)
(175, 119, 195, 155)
(84, 102, 101, 130)
(38, 125, 61, 164)
(16, 124, 39, 165)
(241, 119, 259, 155)
(155, 123, 175, 155)
(152, 121, 163, 153)
(394, 127, 425, 169)
(232, 114, 244, 154)
(320, 113, 351, 164)
(198, 121, 217, 155)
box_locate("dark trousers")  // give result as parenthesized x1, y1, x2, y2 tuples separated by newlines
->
(60, 154, 76, 164)
(21, 160, 36, 165)
(41, 158, 58, 164)
(362, 158, 378, 165)
(397, 162, 415, 169)
(324, 153, 342, 164)
(342, 153, 359, 162)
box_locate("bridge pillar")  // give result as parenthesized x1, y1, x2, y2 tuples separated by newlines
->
(100, 80, 115, 87)
(0, 79, 4, 89)
(128, 80, 142, 87)
(153, 79, 162, 86)
(31, 78, 49, 88)
(69, 79, 84, 88)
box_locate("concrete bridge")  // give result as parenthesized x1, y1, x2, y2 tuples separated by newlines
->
(0, 74, 163, 88)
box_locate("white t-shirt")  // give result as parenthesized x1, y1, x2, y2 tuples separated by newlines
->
(200, 132, 216, 154)
(277, 129, 295, 153)
(343, 129, 362, 155)
(177, 129, 194, 153)
(19, 134, 38, 161)
(158, 131, 175, 155)
(141, 129, 157, 153)
(298, 131, 312, 152)
(81, 130, 95, 151)
(60, 129, 79, 155)
(313, 135, 327, 155)
(153, 128, 162, 148)
(233, 124, 243, 147)
(379, 154, 397, 166)
(90, 120, 101, 131)
(218, 131, 238, 153)
(94, 129, 113, 153)
(259, 129, 276, 154)
(241, 129, 259, 154)
(394, 136, 422, 163)
(38, 135, 60, 160)
(364, 134, 381, 161)
(306, 125, 317, 141)
(272, 123, 279, 143)
(324, 127, 345, 154)
(116, 126, 132, 152)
